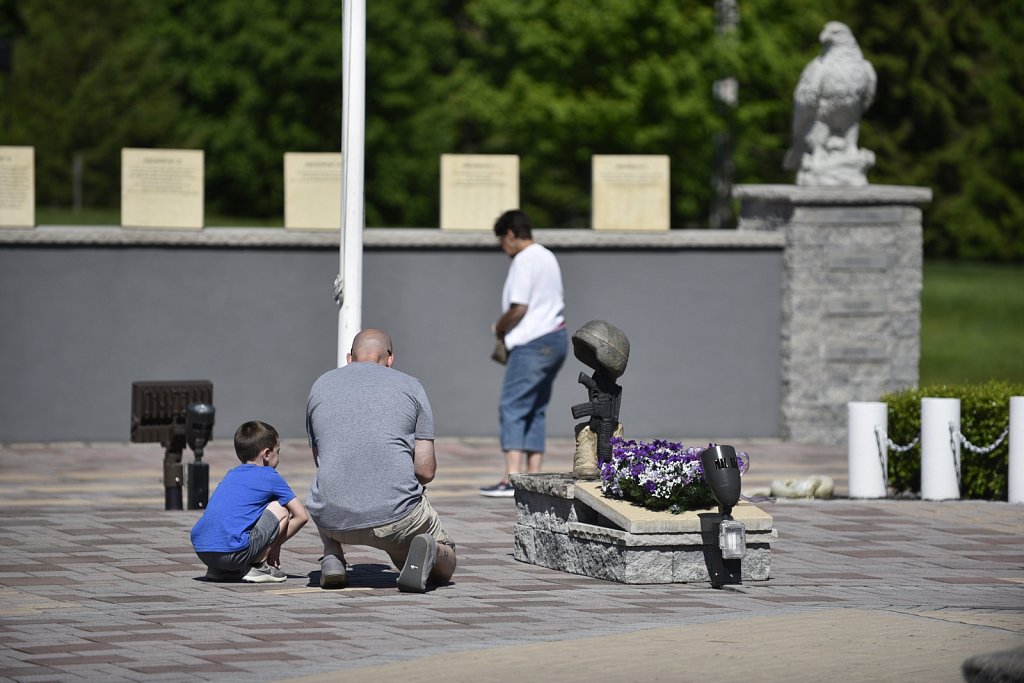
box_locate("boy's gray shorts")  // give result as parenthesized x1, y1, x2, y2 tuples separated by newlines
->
(197, 509, 281, 573)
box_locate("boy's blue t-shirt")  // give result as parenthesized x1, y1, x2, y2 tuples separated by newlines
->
(190, 464, 296, 553)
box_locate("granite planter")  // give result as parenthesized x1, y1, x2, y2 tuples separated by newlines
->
(511, 473, 777, 584)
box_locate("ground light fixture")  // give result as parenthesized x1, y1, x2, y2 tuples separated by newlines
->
(700, 444, 746, 587)
(184, 402, 215, 509)
(130, 381, 213, 510)
(719, 519, 747, 560)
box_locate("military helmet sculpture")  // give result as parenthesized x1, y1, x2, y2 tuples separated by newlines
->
(572, 319, 630, 378)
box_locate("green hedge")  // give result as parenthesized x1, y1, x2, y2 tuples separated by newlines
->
(881, 381, 1023, 500)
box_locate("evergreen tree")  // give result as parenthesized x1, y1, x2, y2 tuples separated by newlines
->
(843, 1, 1024, 261)
(1, 0, 1021, 259)
(159, 0, 343, 217)
(2, 0, 181, 209)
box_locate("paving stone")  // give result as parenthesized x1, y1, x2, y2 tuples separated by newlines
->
(0, 437, 1021, 682)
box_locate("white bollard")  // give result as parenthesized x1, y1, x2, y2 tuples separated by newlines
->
(848, 402, 889, 498)
(921, 397, 961, 500)
(1009, 396, 1024, 504)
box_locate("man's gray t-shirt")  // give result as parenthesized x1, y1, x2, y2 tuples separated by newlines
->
(305, 362, 434, 531)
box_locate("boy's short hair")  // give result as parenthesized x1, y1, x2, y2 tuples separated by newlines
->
(493, 209, 532, 239)
(234, 421, 279, 463)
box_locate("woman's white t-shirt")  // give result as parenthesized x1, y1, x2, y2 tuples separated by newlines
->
(501, 243, 565, 350)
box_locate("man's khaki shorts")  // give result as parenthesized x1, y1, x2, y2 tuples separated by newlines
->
(319, 497, 455, 569)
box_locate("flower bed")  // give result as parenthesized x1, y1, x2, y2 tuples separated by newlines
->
(599, 437, 748, 513)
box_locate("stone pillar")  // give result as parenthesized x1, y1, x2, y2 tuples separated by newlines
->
(734, 184, 932, 444)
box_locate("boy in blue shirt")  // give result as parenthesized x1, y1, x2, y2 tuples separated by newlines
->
(191, 421, 308, 583)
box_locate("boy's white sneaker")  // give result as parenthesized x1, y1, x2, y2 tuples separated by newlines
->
(242, 561, 287, 583)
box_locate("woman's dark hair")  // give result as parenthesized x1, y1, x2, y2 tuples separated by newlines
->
(493, 209, 532, 239)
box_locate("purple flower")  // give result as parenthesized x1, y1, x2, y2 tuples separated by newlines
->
(600, 437, 754, 511)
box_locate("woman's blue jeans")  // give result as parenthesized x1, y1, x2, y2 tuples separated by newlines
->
(499, 328, 568, 453)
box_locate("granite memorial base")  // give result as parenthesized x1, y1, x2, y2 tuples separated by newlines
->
(510, 473, 776, 584)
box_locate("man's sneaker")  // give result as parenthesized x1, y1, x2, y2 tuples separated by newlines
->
(319, 554, 348, 589)
(479, 481, 515, 498)
(242, 561, 287, 583)
(397, 533, 437, 593)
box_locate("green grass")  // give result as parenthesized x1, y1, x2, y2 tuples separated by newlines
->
(35, 207, 283, 227)
(36, 207, 120, 225)
(921, 260, 1024, 385)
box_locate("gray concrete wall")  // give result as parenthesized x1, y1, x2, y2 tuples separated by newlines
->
(0, 228, 784, 443)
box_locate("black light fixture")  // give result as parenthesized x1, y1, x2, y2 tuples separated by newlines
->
(130, 381, 213, 510)
(700, 444, 746, 588)
(184, 402, 215, 509)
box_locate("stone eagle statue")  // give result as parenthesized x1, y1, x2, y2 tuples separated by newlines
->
(783, 21, 877, 186)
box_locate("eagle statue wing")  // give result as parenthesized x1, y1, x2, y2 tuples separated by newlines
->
(861, 58, 877, 112)
(783, 58, 822, 171)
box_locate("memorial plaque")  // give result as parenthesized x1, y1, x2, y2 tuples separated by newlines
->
(121, 148, 204, 229)
(440, 154, 519, 230)
(592, 155, 670, 231)
(798, 206, 907, 225)
(825, 343, 888, 362)
(826, 297, 887, 316)
(284, 152, 342, 230)
(0, 146, 34, 228)
(828, 251, 889, 270)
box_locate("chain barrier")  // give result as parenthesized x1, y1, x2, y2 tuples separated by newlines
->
(875, 428, 921, 453)
(873, 428, 922, 498)
(951, 423, 1010, 455)
(868, 417, 1011, 498)
(947, 423, 962, 491)
(947, 421, 1010, 493)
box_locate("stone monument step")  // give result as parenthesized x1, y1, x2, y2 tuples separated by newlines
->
(571, 480, 774, 533)
(511, 473, 777, 584)
(566, 521, 778, 548)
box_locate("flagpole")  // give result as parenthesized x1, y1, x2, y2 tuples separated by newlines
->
(338, 0, 365, 365)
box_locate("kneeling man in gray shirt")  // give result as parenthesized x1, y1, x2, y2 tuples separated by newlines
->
(306, 328, 456, 593)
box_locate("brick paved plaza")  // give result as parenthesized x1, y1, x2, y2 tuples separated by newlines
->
(1, 437, 1021, 682)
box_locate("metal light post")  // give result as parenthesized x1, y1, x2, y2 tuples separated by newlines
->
(130, 381, 213, 511)
(701, 444, 746, 588)
(709, 0, 739, 229)
(184, 402, 215, 510)
(337, 0, 366, 365)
